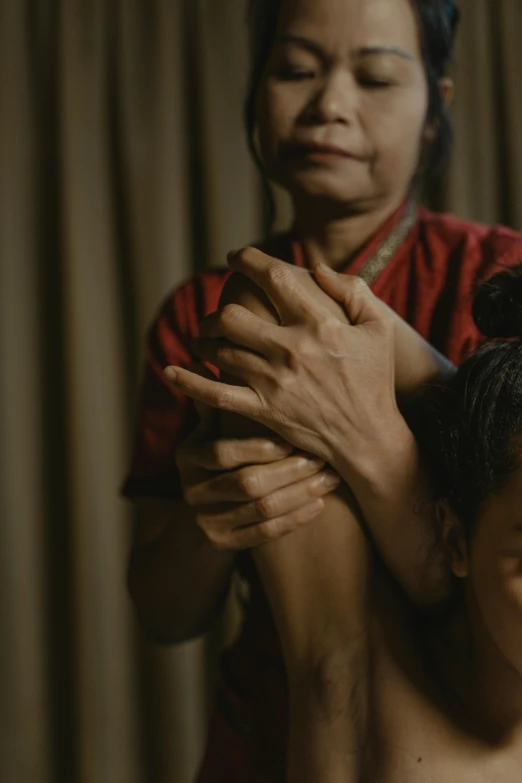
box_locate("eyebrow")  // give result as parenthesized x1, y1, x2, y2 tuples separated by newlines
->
(358, 45, 415, 61)
(276, 36, 415, 63)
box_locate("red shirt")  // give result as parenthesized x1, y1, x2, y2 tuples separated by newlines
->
(123, 206, 522, 782)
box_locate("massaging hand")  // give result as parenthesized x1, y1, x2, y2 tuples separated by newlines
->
(167, 250, 409, 479)
(176, 368, 340, 550)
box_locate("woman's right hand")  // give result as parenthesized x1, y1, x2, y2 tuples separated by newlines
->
(175, 406, 340, 551)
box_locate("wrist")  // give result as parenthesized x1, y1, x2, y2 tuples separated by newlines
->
(331, 410, 417, 495)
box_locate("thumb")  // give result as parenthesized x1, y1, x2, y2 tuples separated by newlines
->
(313, 263, 384, 326)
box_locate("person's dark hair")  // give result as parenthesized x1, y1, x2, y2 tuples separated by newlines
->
(417, 264, 522, 535)
(244, 0, 460, 224)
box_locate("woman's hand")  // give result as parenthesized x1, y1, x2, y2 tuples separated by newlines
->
(166, 249, 408, 480)
(176, 400, 340, 551)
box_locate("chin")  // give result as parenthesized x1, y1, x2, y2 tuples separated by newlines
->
(283, 171, 378, 212)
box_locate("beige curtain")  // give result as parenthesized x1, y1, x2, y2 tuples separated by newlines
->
(1, 1, 521, 782)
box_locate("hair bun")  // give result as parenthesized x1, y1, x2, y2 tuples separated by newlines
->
(473, 264, 522, 339)
(446, 1, 460, 32)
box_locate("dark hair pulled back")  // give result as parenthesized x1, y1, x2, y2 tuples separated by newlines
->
(418, 265, 522, 534)
(245, 0, 460, 223)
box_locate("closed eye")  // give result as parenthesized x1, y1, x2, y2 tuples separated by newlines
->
(275, 68, 316, 82)
(359, 78, 393, 89)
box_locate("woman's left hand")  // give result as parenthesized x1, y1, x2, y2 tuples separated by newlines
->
(164, 248, 409, 479)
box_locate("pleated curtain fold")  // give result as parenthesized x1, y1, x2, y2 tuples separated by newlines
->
(0, 1, 521, 781)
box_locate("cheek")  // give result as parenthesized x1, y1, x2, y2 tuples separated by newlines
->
(472, 553, 522, 656)
(498, 558, 522, 614)
(257, 84, 302, 155)
(493, 574, 522, 663)
(366, 92, 428, 175)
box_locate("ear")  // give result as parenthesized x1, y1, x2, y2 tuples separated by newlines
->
(437, 500, 469, 579)
(439, 77, 455, 109)
(423, 78, 455, 142)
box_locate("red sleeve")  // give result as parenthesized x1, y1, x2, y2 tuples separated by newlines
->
(444, 226, 522, 365)
(121, 272, 228, 499)
(401, 214, 522, 367)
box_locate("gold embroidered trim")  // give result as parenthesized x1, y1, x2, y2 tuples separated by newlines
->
(358, 201, 417, 287)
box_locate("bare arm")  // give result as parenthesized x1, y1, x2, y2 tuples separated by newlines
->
(194, 259, 451, 605)
(219, 276, 372, 782)
(128, 499, 236, 643)
(254, 490, 372, 783)
(127, 359, 336, 644)
(128, 442, 336, 643)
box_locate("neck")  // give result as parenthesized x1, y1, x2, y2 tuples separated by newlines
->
(439, 595, 522, 745)
(292, 193, 407, 270)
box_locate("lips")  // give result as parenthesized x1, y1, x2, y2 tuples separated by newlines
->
(284, 141, 366, 162)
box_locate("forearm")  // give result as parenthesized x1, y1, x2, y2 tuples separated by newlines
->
(253, 487, 370, 783)
(215, 264, 453, 607)
(254, 485, 369, 664)
(386, 301, 456, 399)
(128, 501, 236, 643)
(220, 400, 367, 662)
(330, 302, 455, 605)
(332, 414, 451, 606)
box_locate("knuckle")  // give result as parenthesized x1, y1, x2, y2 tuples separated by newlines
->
(255, 493, 279, 519)
(301, 476, 318, 497)
(308, 475, 329, 497)
(221, 303, 243, 326)
(216, 389, 234, 411)
(209, 440, 222, 465)
(349, 275, 369, 296)
(257, 519, 282, 542)
(183, 486, 199, 507)
(315, 317, 338, 343)
(237, 469, 261, 499)
(213, 342, 232, 364)
(276, 366, 294, 391)
(207, 531, 230, 551)
(267, 261, 292, 288)
(291, 332, 308, 355)
(210, 440, 230, 468)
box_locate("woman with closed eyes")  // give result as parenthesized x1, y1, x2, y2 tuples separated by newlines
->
(124, 1, 522, 779)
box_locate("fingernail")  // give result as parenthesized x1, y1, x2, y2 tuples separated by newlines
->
(272, 441, 293, 456)
(322, 471, 341, 489)
(164, 367, 177, 382)
(307, 457, 325, 470)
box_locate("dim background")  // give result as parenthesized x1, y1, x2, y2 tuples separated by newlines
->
(1, 1, 521, 782)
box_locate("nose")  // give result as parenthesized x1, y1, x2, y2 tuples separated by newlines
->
(305, 70, 357, 125)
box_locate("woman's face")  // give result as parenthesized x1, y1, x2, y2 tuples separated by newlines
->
(467, 462, 522, 674)
(256, 0, 430, 212)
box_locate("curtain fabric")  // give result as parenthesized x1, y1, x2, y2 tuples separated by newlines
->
(1, 1, 521, 781)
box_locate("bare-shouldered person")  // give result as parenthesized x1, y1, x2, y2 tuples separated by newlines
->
(219, 266, 522, 783)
